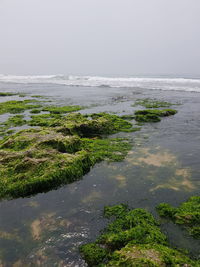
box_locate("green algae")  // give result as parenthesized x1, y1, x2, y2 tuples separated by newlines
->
(133, 98, 176, 108)
(31, 95, 44, 98)
(80, 205, 198, 266)
(2, 115, 27, 127)
(157, 196, 200, 239)
(0, 112, 134, 199)
(0, 92, 17, 97)
(134, 109, 177, 123)
(28, 113, 63, 127)
(42, 105, 83, 114)
(0, 100, 42, 115)
(30, 109, 41, 114)
(28, 112, 136, 136)
(81, 138, 132, 163)
(0, 115, 27, 138)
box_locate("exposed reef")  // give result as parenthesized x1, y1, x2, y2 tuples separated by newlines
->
(0, 92, 17, 97)
(0, 113, 135, 199)
(41, 105, 83, 114)
(134, 109, 177, 122)
(133, 98, 176, 108)
(80, 204, 198, 266)
(0, 100, 41, 115)
(157, 196, 200, 239)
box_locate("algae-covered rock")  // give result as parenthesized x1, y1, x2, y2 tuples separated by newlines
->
(0, 100, 41, 114)
(0, 112, 134, 199)
(133, 98, 175, 108)
(157, 196, 200, 239)
(80, 205, 198, 266)
(29, 112, 135, 136)
(0, 92, 17, 97)
(42, 105, 83, 114)
(0, 129, 91, 199)
(134, 109, 177, 123)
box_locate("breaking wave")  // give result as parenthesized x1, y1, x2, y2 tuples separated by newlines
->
(0, 74, 200, 92)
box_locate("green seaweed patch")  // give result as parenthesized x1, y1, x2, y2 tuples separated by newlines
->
(120, 115, 135, 120)
(0, 92, 17, 97)
(0, 116, 132, 199)
(29, 113, 137, 136)
(134, 109, 177, 123)
(81, 138, 132, 164)
(80, 205, 197, 266)
(31, 95, 44, 98)
(2, 115, 27, 127)
(42, 105, 83, 114)
(18, 93, 27, 97)
(0, 115, 27, 137)
(30, 109, 42, 114)
(28, 113, 63, 127)
(0, 100, 42, 115)
(157, 196, 200, 239)
(133, 98, 176, 108)
(0, 129, 90, 199)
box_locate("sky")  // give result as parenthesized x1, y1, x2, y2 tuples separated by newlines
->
(0, 0, 200, 77)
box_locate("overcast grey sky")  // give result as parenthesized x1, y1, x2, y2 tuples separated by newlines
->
(0, 0, 200, 76)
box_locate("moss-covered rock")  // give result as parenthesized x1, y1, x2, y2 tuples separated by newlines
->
(0, 100, 41, 114)
(0, 112, 134, 199)
(80, 205, 198, 266)
(0, 92, 17, 97)
(2, 115, 27, 127)
(133, 98, 175, 108)
(29, 112, 136, 136)
(157, 196, 200, 238)
(42, 105, 83, 114)
(134, 109, 177, 123)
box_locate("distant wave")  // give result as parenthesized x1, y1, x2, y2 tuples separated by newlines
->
(0, 74, 200, 92)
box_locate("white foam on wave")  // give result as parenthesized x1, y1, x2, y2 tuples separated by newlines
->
(0, 74, 200, 92)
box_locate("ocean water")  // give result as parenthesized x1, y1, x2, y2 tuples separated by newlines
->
(0, 74, 200, 92)
(0, 80, 199, 266)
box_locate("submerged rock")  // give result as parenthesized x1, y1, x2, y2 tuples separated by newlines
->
(80, 204, 199, 266)
(157, 196, 200, 239)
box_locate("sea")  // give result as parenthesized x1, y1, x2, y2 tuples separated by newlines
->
(0, 75, 199, 266)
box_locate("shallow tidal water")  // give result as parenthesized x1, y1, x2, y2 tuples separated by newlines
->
(0, 83, 200, 266)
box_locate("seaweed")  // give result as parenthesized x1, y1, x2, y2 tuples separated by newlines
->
(0, 100, 41, 115)
(42, 105, 83, 114)
(0, 112, 134, 199)
(157, 196, 200, 239)
(134, 109, 177, 123)
(80, 205, 197, 266)
(133, 98, 175, 108)
(0, 92, 17, 97)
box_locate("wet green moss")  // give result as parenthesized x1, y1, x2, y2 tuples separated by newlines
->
(0, 92, 17, 97)
(157, 196, 200, 239)
(2, 115, 27, 127)
(31, 95, 44, 98)
(80, 244, 109, 266)
(30, 109, 41, 114)
(28, 113, 63, 127)
(0, 112, 134, 199)
(0, 115, 27, 138)
(80, 205, 198, 266)
(133, 98, 175, 108)
(0, 100, 41, 114)
(134, 109, 177, 123)
(81, 138, 132, 163)
(42, 105, 83, 114)
(29, 112, 136, 136)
